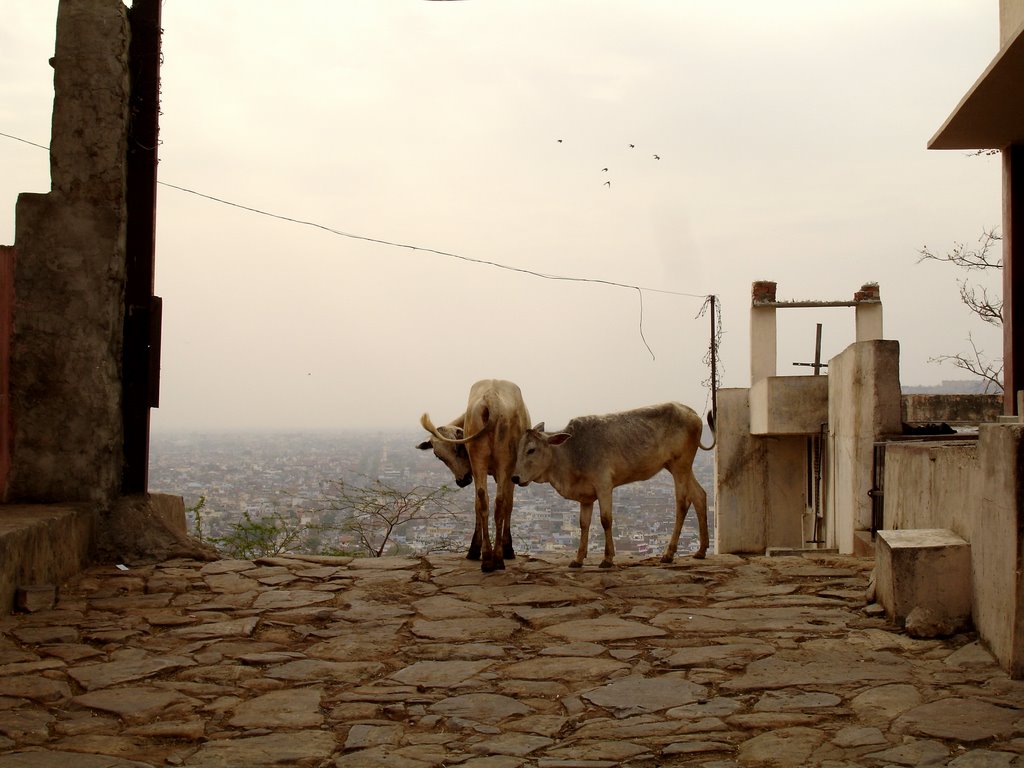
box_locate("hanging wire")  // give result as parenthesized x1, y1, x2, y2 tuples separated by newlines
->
(2, 129, 717, 366)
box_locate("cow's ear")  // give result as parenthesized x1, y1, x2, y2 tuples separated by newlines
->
(532, 422, 545, 432)
(454, 428, 465, 440)
(547, 432, 572, 446)
(416, 440, 432, 451)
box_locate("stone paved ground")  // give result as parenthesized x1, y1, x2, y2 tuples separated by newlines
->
(1, 551, 1023, 767)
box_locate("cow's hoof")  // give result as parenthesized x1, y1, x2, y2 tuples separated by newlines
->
(599, 560, 614, 569)
(495, 559, 506, 571)
(569, 560, 583, 569)
(692, 550, 707, 560)
(503, 546, 516, 559)
(466, 550, 481, 561)
(660, 554, 674, 564)
(481, 560, 496, 573)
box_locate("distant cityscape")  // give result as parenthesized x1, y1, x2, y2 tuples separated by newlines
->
(148, 429, 716, 559)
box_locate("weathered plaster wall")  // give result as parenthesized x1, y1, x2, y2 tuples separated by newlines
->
(884, 440, 978, 536)
(827, 340, 902, 554)
(884, 425, 1024, 676)
(8, 0, 130, 503)
(714, 388, 807, 554)
(901, 394, 1003, 424)
(715, 389, 767, 554)
(750, 375, 828, 435)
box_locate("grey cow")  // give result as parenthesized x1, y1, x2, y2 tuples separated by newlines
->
(512, 402, 715, 568)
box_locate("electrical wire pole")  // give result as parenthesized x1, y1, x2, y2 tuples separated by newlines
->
(709, 294, 718, 421)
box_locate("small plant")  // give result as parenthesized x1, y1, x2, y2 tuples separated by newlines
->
(210, 509, 309, 559)
(187, 495, 207, 542)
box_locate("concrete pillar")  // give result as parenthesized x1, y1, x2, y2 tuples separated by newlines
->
(715, 388, 767, 553)
(750, 281, 777, 383)
(714, 388, 807, 554)
(970, 422, 1024, 677)
(827, 339, 902, 554)
(854, 283, 883, 341)
(7, 0, 130, 503)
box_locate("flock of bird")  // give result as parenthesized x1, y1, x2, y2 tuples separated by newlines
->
(555, 139, 661, 188)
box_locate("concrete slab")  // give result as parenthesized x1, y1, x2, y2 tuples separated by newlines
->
(0, 503, 96, 614)
(875, 528, 972, 633)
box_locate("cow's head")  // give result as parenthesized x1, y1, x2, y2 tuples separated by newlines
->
(417, 425, 473, 487)
(512, 422, 571, 487)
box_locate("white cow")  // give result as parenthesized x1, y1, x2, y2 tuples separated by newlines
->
(512, 402, 715, 568)
(417, 379, 531, 572)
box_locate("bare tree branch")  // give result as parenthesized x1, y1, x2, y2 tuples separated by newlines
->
(312, 475, 464, 557)
(928, 333, 1003, 394)
(918, 227, 1002, 271)
(957, 278, 1002, 326)
(918, 227, 1003, 391)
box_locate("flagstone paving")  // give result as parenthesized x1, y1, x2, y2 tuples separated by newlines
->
(1, 551, 1024, 767)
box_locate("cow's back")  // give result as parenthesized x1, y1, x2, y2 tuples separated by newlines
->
(561, 403, 702, 484)
(465, 379, 531, 475)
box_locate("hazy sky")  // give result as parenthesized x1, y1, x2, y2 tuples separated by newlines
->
(0, 1, 1006, 431)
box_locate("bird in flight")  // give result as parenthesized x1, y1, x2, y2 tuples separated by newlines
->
(602, 167, 609, 172)
(557, 139, 563, 143)
(653, 154, 660, 160)
(604, 180, 611, 187)
(629, 144, 635, 148)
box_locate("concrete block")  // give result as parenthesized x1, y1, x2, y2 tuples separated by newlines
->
(15, 584, 56, 612)
(750, 376, 828, 435)
(0, 504, 96, 613)
(875, 529, 972, 633)
(852, 530, 876, 558)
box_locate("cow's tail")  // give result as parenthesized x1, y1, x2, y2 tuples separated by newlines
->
(420, 412, 492, 444)
(698, 410, 717, 451)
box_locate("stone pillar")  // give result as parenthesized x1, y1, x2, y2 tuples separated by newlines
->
(854, 283, 883, 342)
(8, 0, 130, 504)
(827, 339, 902, 554)
(750, 281, 777, 383)
(714, 388, 768, 553)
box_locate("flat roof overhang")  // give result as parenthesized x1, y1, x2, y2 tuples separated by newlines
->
(929, 20, 1024, 150)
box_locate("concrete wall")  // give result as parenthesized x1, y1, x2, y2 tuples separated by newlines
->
(714, 388, 807, 553)
(6, 0, 130, 503)
(884, 425, 1024, 676)
(901, 394, 1003, 424)
(715, 389, 764, 553)
(750, 376, 828, 435)
(827, 340, 902, 554)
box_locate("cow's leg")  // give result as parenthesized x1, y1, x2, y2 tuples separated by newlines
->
(492, 475, 515, 571)
(494, 472, 515, 561)
(502, 526, 515, 560)
(662, 470, 689, 564)
(572, 502, 594, 568)
(474, 479, 497, 572)
(597, 491, 615, 569)
(467, 523, 482, 561)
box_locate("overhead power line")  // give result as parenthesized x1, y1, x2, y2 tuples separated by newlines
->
(156, 181, 704, 300)
(2, 129, 718, 362)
